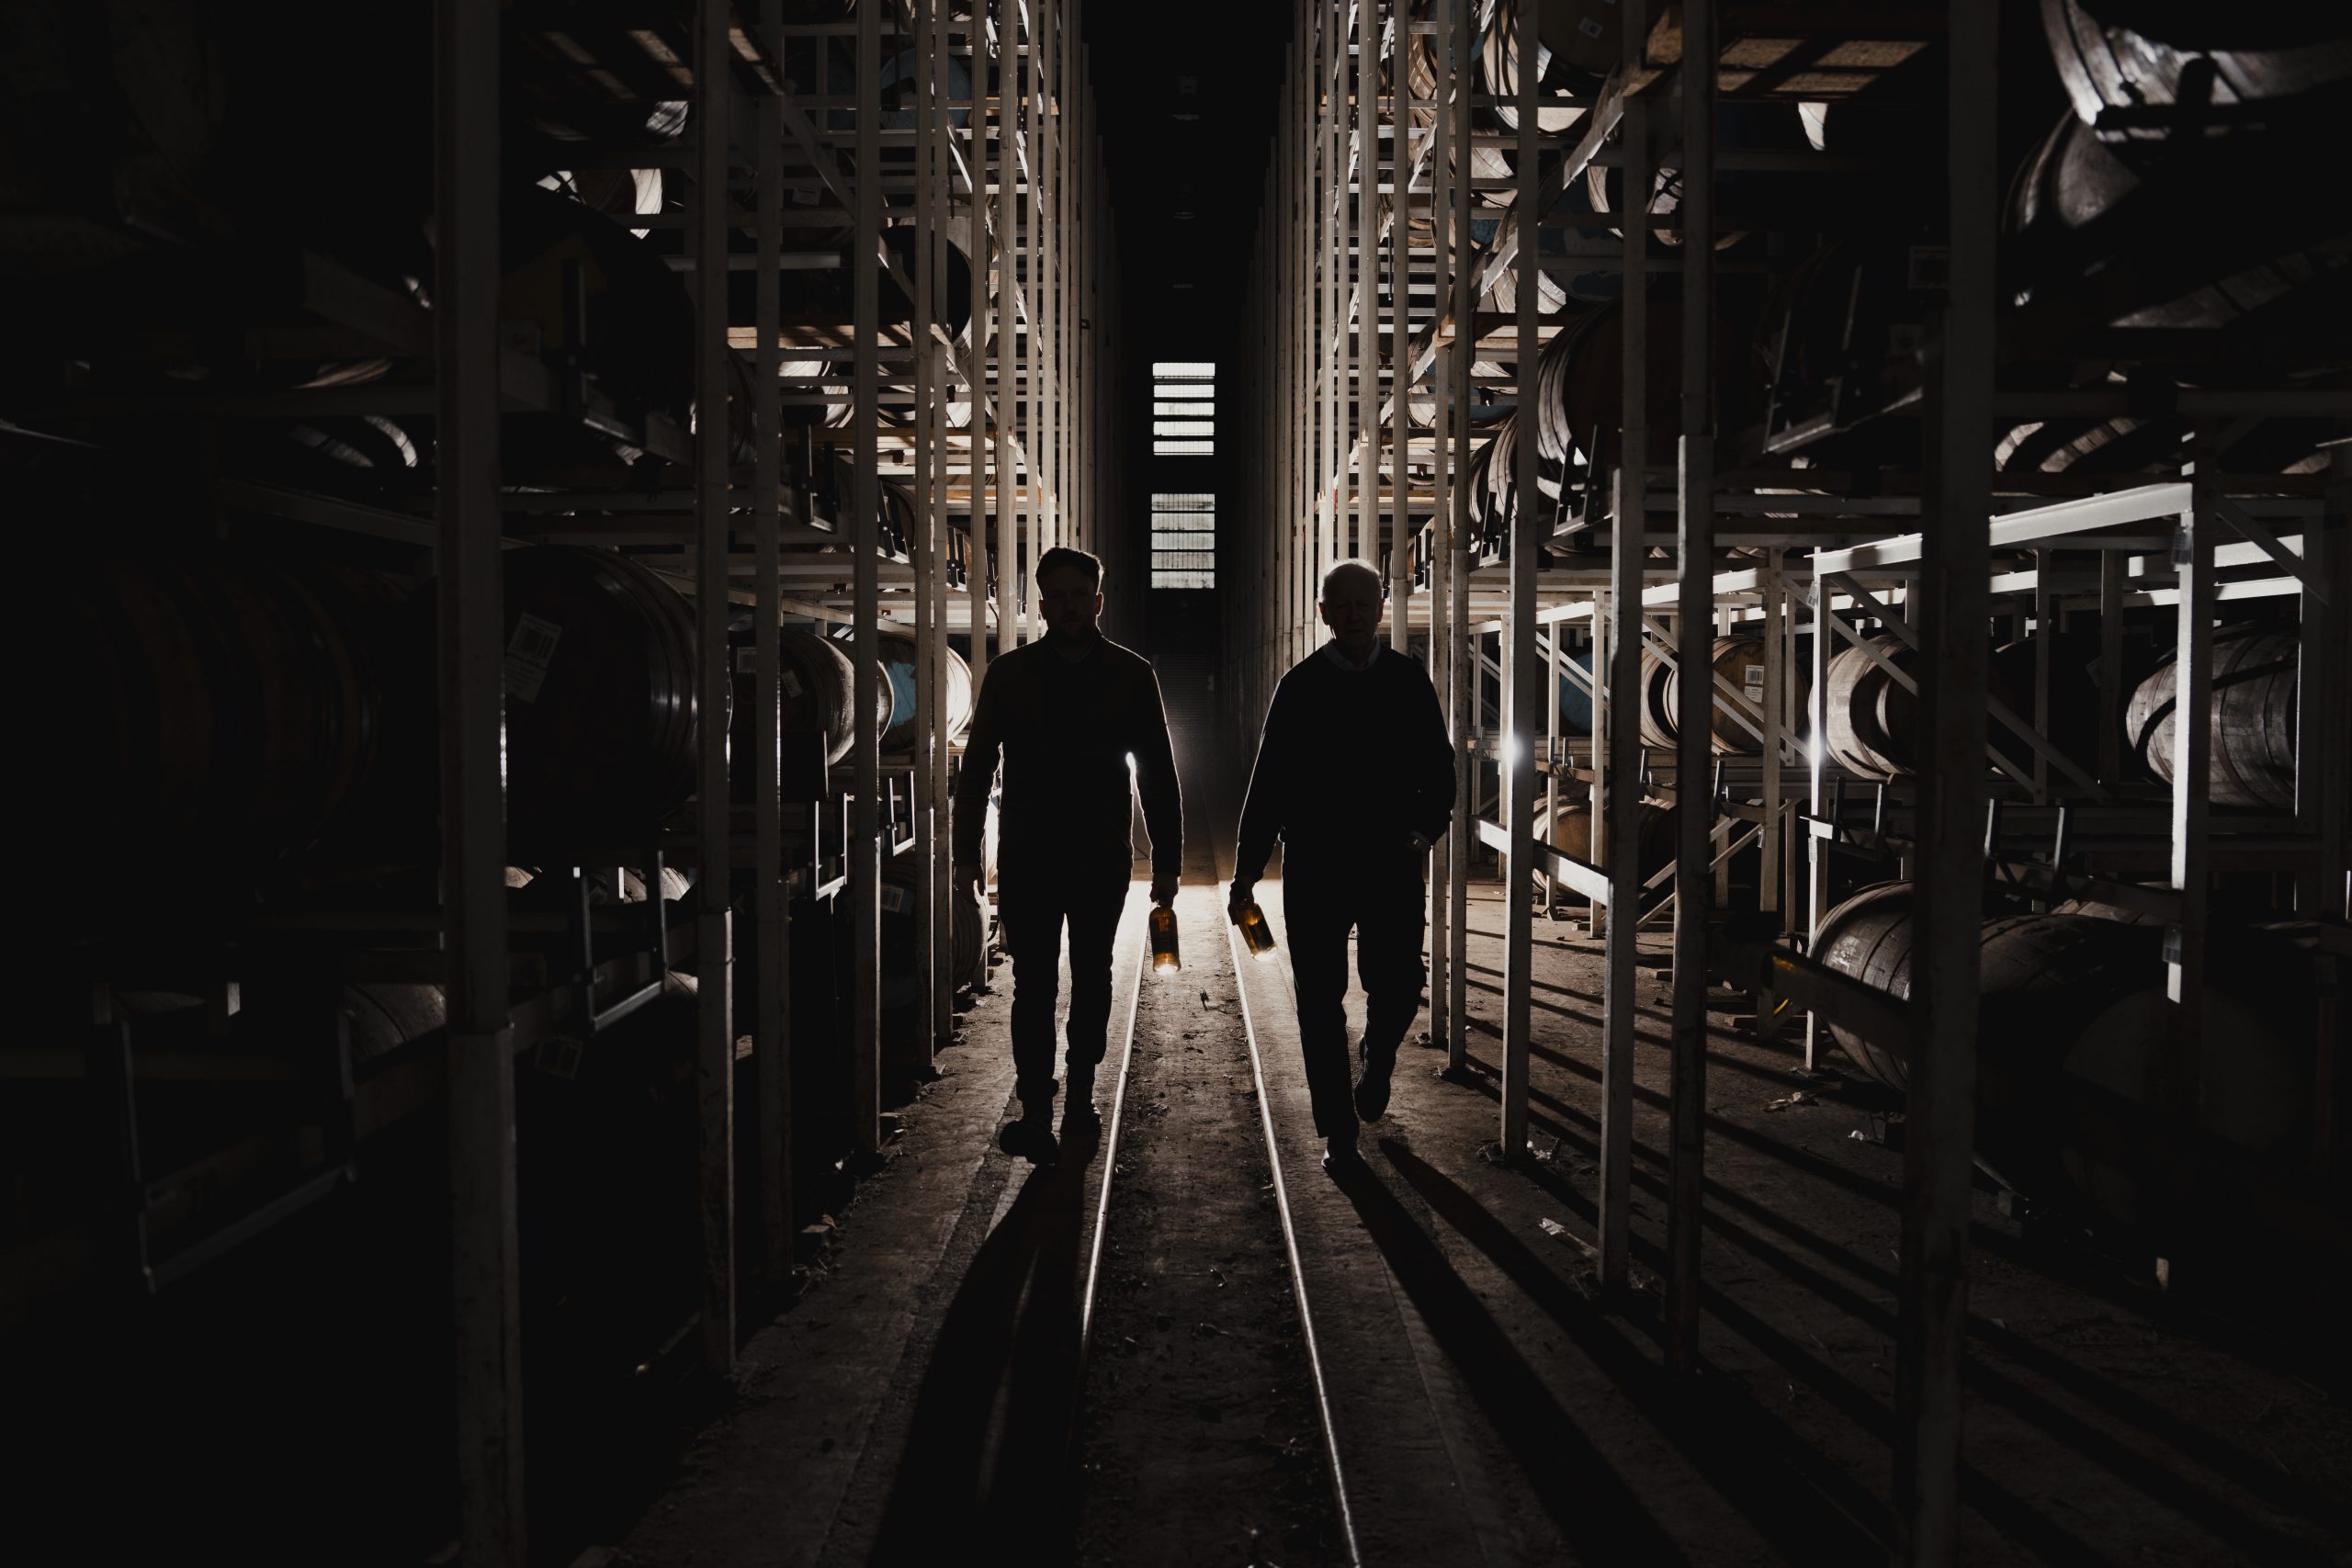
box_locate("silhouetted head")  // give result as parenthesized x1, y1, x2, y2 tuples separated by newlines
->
(1036, 546, 1103, 642)
(1318, 559, 1383, 665)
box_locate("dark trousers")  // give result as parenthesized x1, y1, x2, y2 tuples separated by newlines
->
(1282, 850, 1427, 1139)
(998, 854, 1130, 1111)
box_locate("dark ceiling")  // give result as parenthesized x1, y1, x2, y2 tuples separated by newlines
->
(1083, 5, 1295, 365)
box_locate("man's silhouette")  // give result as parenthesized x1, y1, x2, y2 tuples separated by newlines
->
(1230, 559, 1455, 1169)
(955, 547, 1182, 1165)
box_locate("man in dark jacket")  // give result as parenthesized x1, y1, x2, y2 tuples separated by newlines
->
(1229, 558, 1455, 1169)
(954, 547, 1182, 1165)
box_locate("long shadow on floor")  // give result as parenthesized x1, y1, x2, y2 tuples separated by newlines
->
(866, 1126, 1101, 1563)
(1374, 1138, 1887, 1566)
(1328, 1153, 1691, 1565)
(1447, 1046, 2346, 1556)
(1439, 1062, 2332, 1564)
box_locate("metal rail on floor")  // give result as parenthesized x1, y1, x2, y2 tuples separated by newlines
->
(1227, 920, 1365, 1568)
(1076, 890, 1151, 1356)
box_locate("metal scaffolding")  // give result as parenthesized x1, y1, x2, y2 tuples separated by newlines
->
(1226, 3, 2351, 1563)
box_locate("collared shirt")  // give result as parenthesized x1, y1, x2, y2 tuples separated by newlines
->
(1320, 638, 1382, 672)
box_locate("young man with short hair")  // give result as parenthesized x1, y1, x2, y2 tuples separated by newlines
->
(954, 547, 1182, 1165)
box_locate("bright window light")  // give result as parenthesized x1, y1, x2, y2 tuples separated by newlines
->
(1153, 420, 1216, 438)
(1154, 440, 1214, 456)
(1151, 490, 1215, 589)
(1151, 361, 1216, 380)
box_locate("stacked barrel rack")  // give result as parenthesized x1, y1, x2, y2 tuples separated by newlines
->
(1227, 2, 2347, 1563)
(11, 1, 1116, 1561)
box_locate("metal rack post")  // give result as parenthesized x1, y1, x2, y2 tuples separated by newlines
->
(1444, 0, 1472, 1072)
(752, 0, 793, 1294)
(434, 0, 522, 1556)
(1666, 0, 1716, 1371)
(1599, 4, 1653, 1285)
(1498, 0, 1540, 1162)
(693, 0, 738, 1372)
(851, 0, 884, 1156)
(1894, 5, 1997, 1561)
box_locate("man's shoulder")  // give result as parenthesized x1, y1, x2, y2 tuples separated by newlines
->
(979, 638, 1045, 681)
(1096, 637, 1159, 681)
(1374, 645, 1434, 685)
(1277, 650, 1332, 690)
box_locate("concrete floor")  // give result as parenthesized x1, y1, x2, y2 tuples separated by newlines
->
(599, 868, 2352, 1567)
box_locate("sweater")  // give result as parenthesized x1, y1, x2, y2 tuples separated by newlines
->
(1234, 643, 1456, 883)
(952, 632, 1182, 880)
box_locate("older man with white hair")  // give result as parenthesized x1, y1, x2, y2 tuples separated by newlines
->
(1229, 558, 1456, 1170)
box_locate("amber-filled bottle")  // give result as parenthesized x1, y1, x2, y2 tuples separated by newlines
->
(1148, 904, 1181, 975)
(1236, 900, 1278, 960)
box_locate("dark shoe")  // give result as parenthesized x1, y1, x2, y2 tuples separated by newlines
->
(1353, 1055, 1395, 1123)
(999, 1112, 1059, 1167)
(1061, 1096, 1102, 1135)
(1322, 1134, 1360, 1174)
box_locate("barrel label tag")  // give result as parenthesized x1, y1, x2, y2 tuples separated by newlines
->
(879, 882, 908, 913)
(1744, 663, 1764, 692)
(783, 669, 803, 698)
(505, 614, 563, 703)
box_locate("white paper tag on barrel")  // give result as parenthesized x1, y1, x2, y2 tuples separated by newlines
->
(505, 614, 564, 703)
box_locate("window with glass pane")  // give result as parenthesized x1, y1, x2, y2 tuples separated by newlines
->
(1152, 362, 1215, 457)
(1150, 491, 1215, 589)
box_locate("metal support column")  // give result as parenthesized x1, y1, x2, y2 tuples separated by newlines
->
(1894, 5, 1996, 1560)
(1446, 0, 1473, 1071)
(693, 0, 738, 1371)
(996, 0, 1017, 658)
(1388, 0, 1410, 648)
(752, 0, 792, 1293)
(1499, 0, 1541, 1160)
(1599, 6, 1652, 1288)
(914, 0, 941, 1072)
(1666, 0, 1715, 1373)
(851, 0, 884, 1156)
(435, 0, 522, 1556)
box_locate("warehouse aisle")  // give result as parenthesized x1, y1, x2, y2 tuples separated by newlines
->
(601, 875, 2351, 1568)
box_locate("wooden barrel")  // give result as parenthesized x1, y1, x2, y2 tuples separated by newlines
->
(1388, 6, 1518, 226)
(1546, 800, 1679, 906)
(1532, 297, 1711, 493)
(1811, 885, 2157, 1093)
(1470, 418, 1521, 545)
(1820, 634, 1917, 778)
(495, 547, 706, 852)
(1635, 646, 1680, 753)
(343, 984, 447, 1067)
(729, 623, 860, 798)
(871, 626, 976, 756)
(1651, 634, 1788, 756)
(56, 553, 379, 872)
(1819, 882, 2316, 1244)
(2041, 0, 2352, 134)
(2125, 627, 2299, 809)
(1584, 102, 1815, 250)
(1476, 0, 1611, 136)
